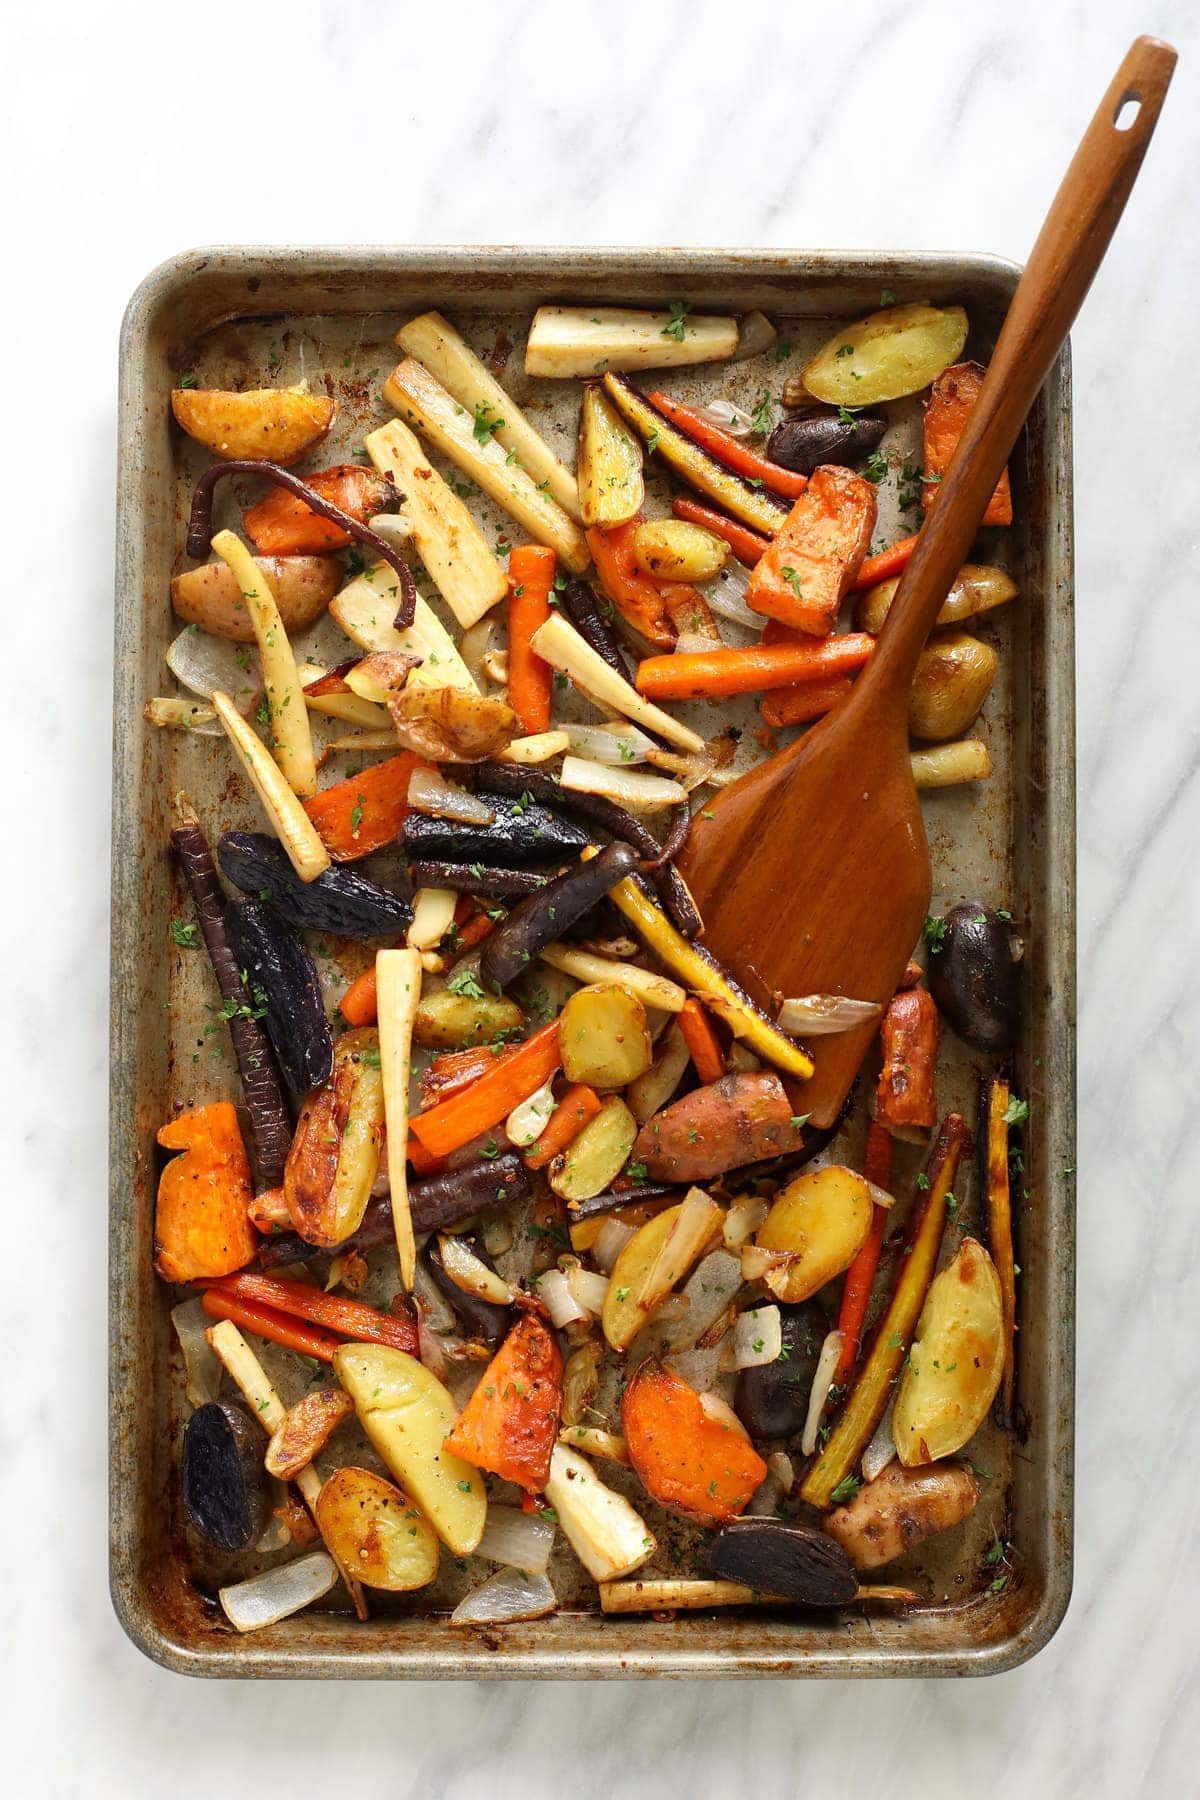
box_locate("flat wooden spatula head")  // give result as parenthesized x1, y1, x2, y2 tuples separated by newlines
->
(679, 689, 928, 1128)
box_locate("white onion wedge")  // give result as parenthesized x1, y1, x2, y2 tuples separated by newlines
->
(722, 1195, 769, 1250)
(166, 626, 258, 707)
(636, 1188, 723, 1314)
(543, 1444, 654, 1581)
(536, 1268, 588, 1329)
(801, 1328, 846, 1457)
(778, 994, 883, 1036)
(475, 1506, 555, 1573)
(219, 1552, 339, 1633)
(560, 754, 686, 813)
(507, 1076, 556, 1148)
(593, 1217, 636, 1273)
(566, 1265, 610, 1317)
(661, 1250, 743, 1350)
(498, 730, 571, 765)
(171, 1298, 223, 1407)
(145, 697, 221, 734)
(562, 722, 656, 766)
(861, 1396, 899, 1484)
(695, 398, 755, 436)
(438, 1233, 515, 1306)
(408, 764, 496, 825)
(407, 887, 457, 951)
(729, 1304, 783, 1370)
(450, 1569, 557, 1626)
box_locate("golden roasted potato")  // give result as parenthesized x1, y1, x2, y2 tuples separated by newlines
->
(753, 1165, 874, 1303)
(802, 304, 968, 407)
(170, 555, 340, 643)
(597, 1195, 720, 1351)
(909, 631, 998, 741)
(171, 384, 335, 464)
(388, 684, 519, 762)
(577, 383, 644, 528)
(627, 1021, 690, 1126)
(824, 1460, 981, 1570)
(631, 519, 728, 583)
(333, 1345, 487, 1554)
(314, 1466, 440, 1591)
(856, 563, 1018, 636)
(265, 1386, 354, 1480)
(893, 1238, 1005, 1465)
(412, 986, 524, 1050)
(560, 983, 652, 1090)
(549, 1095, 638, 1203)
(283, 1028, 384, 1250)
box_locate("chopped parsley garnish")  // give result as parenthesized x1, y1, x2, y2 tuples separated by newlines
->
(828, 1475, 861, 1505)
(750, 389, 773, 435)
(923, 914, 948, 953)
(170, 919, 199, 949)
(448, 968, 486, 1000)
(472, 402, 505, 445)
(661, 300, 691, 343)
(1004, 1095, 1029, 1127)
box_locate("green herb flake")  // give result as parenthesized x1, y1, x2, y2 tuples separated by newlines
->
(170, 919, 199, 949)
(923, 914, 948, 953)
(828, 1475, 861, 1505)
(1004, 1095, 1029, 1127)
(661, 300, 691, 343)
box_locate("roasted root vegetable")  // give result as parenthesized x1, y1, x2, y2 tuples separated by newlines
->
(506, 544, 555, 735)
(330, 555, 481, 691)
(315, 1466, 440, 1591)
(876, 985, 939, 1135)
(302, 753, 421, 861)
(585, 521, 674, 648)
(766, 412, 887, 476)
(824, 1460, 981, 1571)
(801, 304, 969, 407)
(170, 555, 339, 643)
(377, 947, 423, 1289)
(404, 787, 588, 867)
(759, 673, 854, 729)
(243, 464, 393, 555)
(600, 1197, 715, 1351)
(265, 1387, 355, 1480)
(635, 634, 874, 701)
(171, 384, 334, 464)
(524, 1084, 602, 1171)
(225, 899, 333, 1106)
(207, 1271, 418, 1355)
(630, 518, 728, 582)
(926, 902, 1021, 1052)
(734, 1303, 823, 1439)
(706, 1517, 858, 1605)
(549, 1095, 638, 1203)
(480, 842, 641, 991)
(646, 391, 807, 499)
(409, 1021, 562, 1159)
(603, 373, 788, 537)
(909, 631, 998, 740)
(923, 361, 1013, 525)
(529, 611, 705, 754)
(983, 1076, 1018, 1419)
(676, 997, 725, 1085)
(181, 1401, 269, 1550)
(412, 985, 524, 1049)
(408, 1150, 531, 1235)
(892, 1238, 1005, 1464)
(633, 1072, 807, 1184)
(670, 496, 770, 568)
(526, 305, 738, 378)
(744, 467, 876, 637)
(577, 384, 644, 528)
(600, 865, 814, 1079)
(626, 1021, 691, 1125)
(622, 1359, 767, 1522)
(750, 1164, 876, 1304)
(834, 1122, 893, 1383)
(800, 1113, 969, 1509)
(543, 1443, 655, 1580)
(283, 1028, 385, 1249)
(383, 357, 589, 572)
(219, 831, 410, 938)
(910, 739, 992, 788)
(559, 984, 653, 1090)
(634, 1187, 722, 1313)
(389, 684, 519, 764)
(855, 562, 1018, 636)
(211, 693, 330, 879)
(334, 1345, 487, 1554)
(443, 1313, 564, 1490)
(155, 1104, 257, 1283)
(396, 310, 582, 520)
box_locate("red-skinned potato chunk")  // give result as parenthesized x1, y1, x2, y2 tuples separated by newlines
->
(443, 1312, 564, 1491)
(154, 1103, 257, 1283)
(622, 1358, 766, 1522)
(633, 1071, 806, 1182)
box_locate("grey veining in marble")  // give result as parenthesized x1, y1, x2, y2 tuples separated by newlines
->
(3, 0, 1199, 1794)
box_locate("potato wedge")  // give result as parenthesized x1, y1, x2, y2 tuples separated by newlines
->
(559, 983, 653, 1090)
(909, 631, 998, 741)
(636, 1187, 722, 1314)
(283, 1027, 385, 1249)
(802, 304, 969, 407)
(526, 306, 738, 378)
(388, 683, 520, 763)
(171, 385, 335, 464)
(314, 1466, 440, 1591)
(855, 563, 1018, 636)
(333, 1344, 487, 1554)
(577, 384, 644, 528)
(603, 1201, 689, 1351)
(413, 986, 525, 1050)
(631, 519, 728, 583)
(171, 555, 340, 644)
(892, 1238, 1005, 1465)
(627, 1021, 691, 1125)
(549, 1095, 638, 1203)
(753, 1165, 875, 1304)
(824, 1460, 981, 1571)
(265, 1386, 354, 1480)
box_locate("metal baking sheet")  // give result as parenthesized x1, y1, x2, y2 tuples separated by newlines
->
(110, 247, 1075, 1678)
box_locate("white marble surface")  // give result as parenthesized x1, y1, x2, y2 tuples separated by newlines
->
(4, 0, 1199, 1792)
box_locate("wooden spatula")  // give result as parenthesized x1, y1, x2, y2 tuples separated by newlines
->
(678, 35, 1176, 1128)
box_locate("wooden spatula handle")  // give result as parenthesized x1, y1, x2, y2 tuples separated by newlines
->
(864, 34, 1176, 704)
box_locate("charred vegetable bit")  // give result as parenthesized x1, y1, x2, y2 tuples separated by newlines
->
(186, 459, 418, 626)
(422, 1233, 511, 1345)
(408, 860, 557, 899)
(181, 1401, 269, 1551)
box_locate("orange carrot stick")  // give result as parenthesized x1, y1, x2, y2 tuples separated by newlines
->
(507, 546, 556, 734)
(200, 1290, 340, 1362)
(636, 634, 874, 701)
(419, 1044, 507, 1108)
(207, 1272, 418, 1354)
(339, 966, 378, 1026)
(677, 997, 726, 1085)
(760, 674, 854, 729)
(853, 534, 919, 589)
(648, 392, 808, 498)
(523, 1084, 602, 1170)
(409, 1022, 562, 1158)
(671, 497, 772, 565)
(243, 464, 392, 556)
(834, 1122, 894, 1384)
(303, 753, 423, 862)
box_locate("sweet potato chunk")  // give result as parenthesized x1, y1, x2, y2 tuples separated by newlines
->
(876, 986, 939, 1134)
(443, 1313, 564, 1491)
(746, 466, 876, 636)
(633, 1071, 807, 1182)
(155, 1103, 256, 1283)
(923, 362, 1013, 526)
(622, 1358, 766, 1522)
(243, 465, 393, 555)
